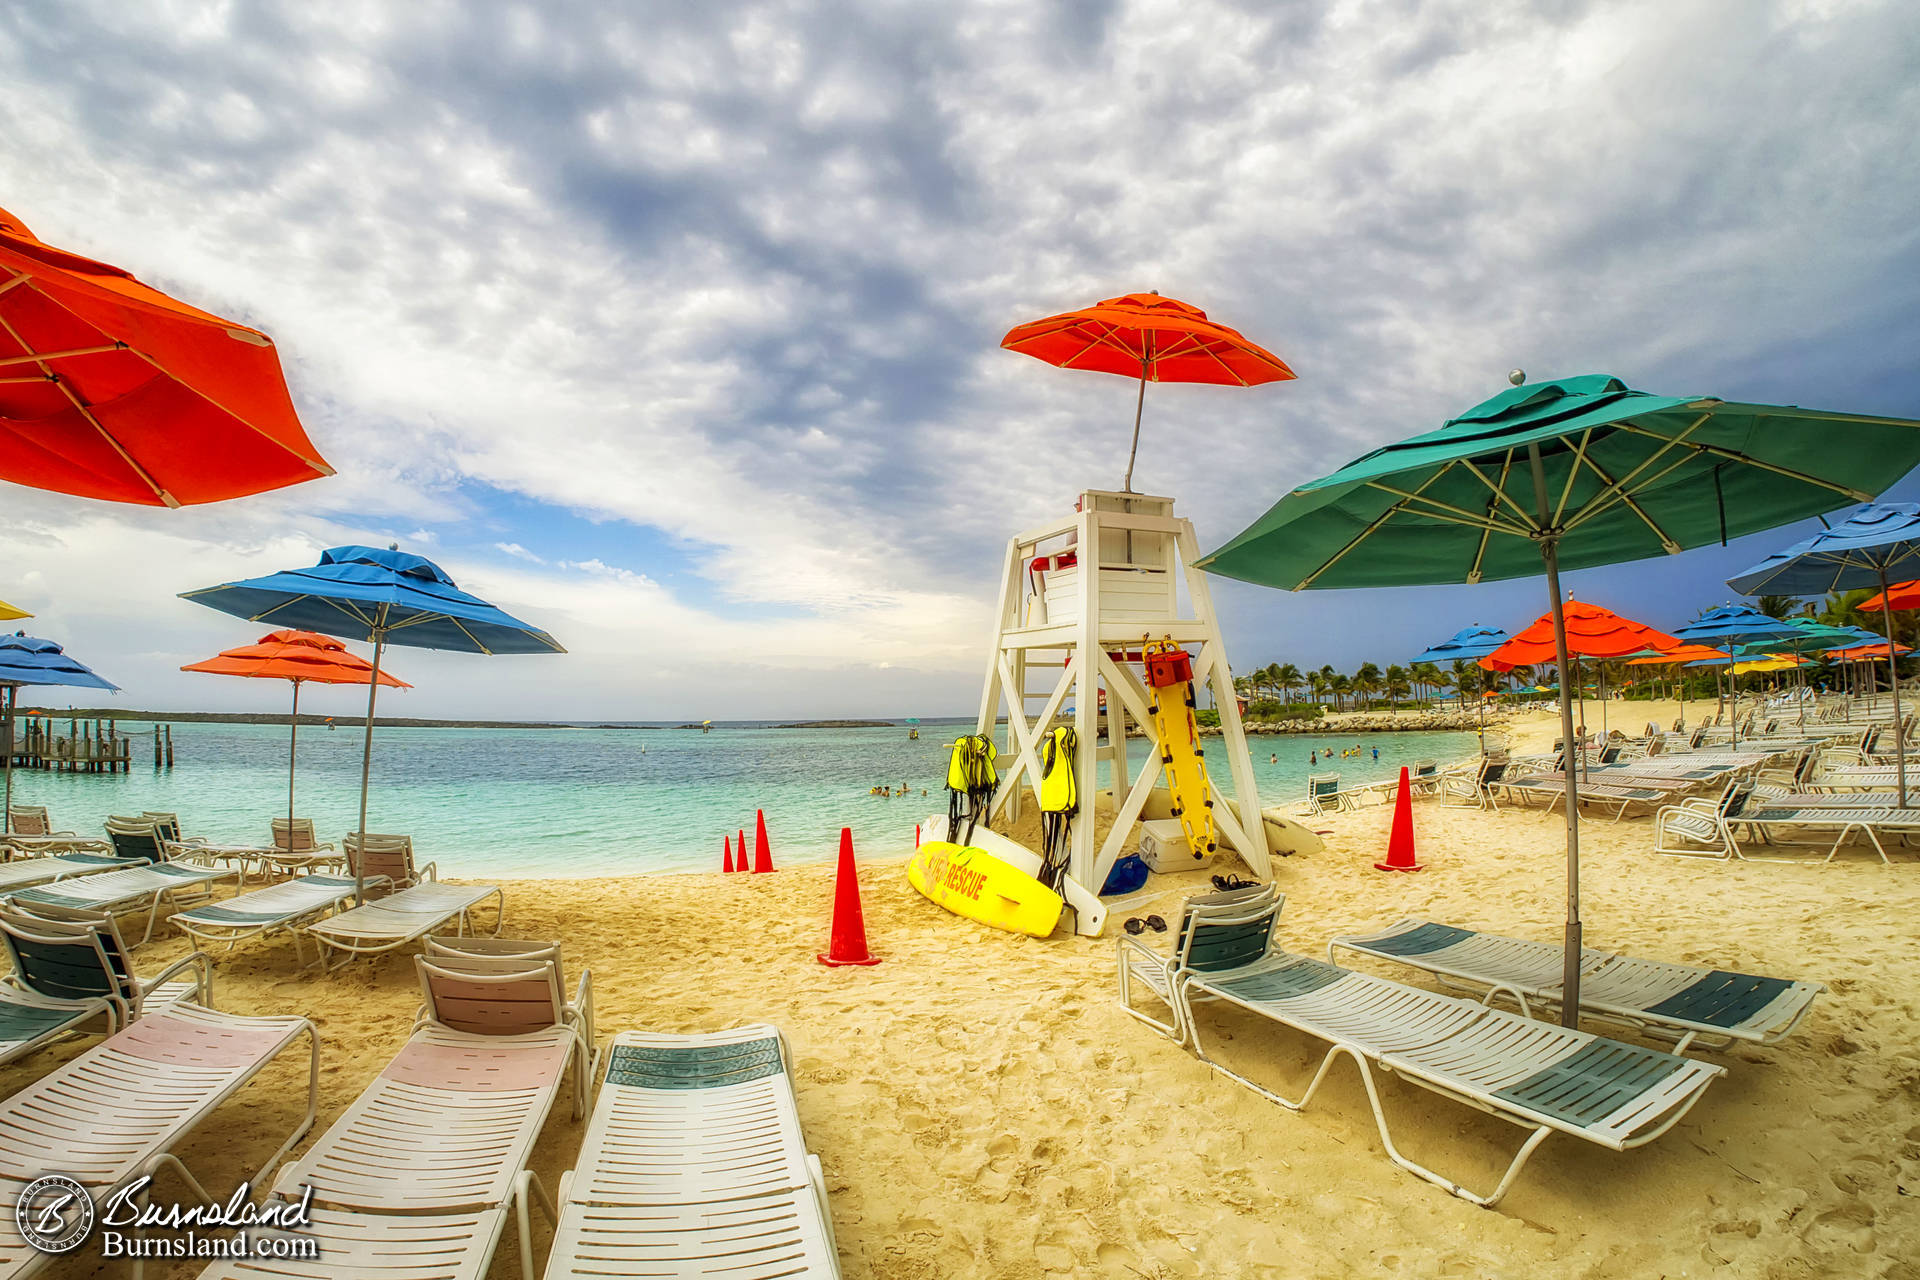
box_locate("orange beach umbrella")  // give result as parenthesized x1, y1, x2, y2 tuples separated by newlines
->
(1861, 581, 1920, 612)
(1480, 600, 1683, 672)
(1001, 291, 1294, 491)
(0, 206, 332, 507)
(1624, 643, 1729, 665)
(183, 630, 407, 831)
(1828, 641, 1912, 660)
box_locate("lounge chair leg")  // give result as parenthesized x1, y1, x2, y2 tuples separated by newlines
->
(513, 1168, 557, 1280)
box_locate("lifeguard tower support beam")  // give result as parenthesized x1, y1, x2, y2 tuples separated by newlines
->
(974, 490, 1270, 935)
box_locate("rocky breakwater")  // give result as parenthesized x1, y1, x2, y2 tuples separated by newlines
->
(1204, 708, 1506, 735)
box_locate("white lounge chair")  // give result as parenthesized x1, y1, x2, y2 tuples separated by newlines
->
(171, 873, 387, 967)
(301, 880, 505, 971)
(1, 901, 211, 1026)
(421, 936, 595, 1053)
(343, 832, 432, 895)
(1, 806, 109, 857)
(6, 859, 238, 944)
(0, 1003, 317, 1280)
(1495, 774, 1666, 822)
(1121, 891, 1726, 1207)
(1328, 918, 1824, 1052)
(0, 850, 137, 895)
(223, 967, 588, 1280)
(260, 817, 344, 877)
(1655, 780, 1920, 863)
(543, 1024, 842, 1280)
(1117, 883, 1280, 1043)
(1441, 754, 1507, 811)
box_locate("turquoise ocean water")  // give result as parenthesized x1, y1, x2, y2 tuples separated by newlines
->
(5, 720, 1477, 877)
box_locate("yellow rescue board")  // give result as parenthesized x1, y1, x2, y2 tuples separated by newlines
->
(907, 841, 1064, 938)
(1147, 650, 1219, 860)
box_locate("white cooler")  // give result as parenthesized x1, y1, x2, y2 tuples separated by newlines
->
(1139, 818, 1214, 872)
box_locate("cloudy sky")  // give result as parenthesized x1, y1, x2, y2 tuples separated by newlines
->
(1, 0, 1916, 720)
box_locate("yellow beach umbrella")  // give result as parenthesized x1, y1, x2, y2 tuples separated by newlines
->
(1731, 654, 1805, 675)
(0, 598, 28, 621)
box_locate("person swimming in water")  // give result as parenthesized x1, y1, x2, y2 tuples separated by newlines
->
(1309, 750, 1317, 765)
(1372, 746, 1379, 760)
(1270, 753, 1278, 764)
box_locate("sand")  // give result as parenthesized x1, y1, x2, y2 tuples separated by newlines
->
(9, 725, 1919, 1278)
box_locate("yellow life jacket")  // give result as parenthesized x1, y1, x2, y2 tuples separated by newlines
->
(1039, 726, 1079, 813)
(947, 735, 998, 794)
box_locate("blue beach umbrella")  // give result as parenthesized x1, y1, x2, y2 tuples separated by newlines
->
(1729, 503, 1920, 803)
(1668, 605, 1805, 738)
(1412, 624, 1511, 663)
(182, 545, 564, 898)
(0, 633, 119, 835)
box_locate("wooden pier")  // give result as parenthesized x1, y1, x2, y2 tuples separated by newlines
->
(2, 717, 138, 773)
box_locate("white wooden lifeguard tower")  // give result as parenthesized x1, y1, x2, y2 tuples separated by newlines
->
(974, 489, 1271, 934)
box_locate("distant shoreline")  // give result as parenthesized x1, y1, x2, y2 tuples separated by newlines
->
(12, 707, 933, 731)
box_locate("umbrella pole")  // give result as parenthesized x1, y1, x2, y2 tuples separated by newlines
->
(355, 619, 388, 906)
(1528, 444, 1583, 1029)
(1122, 365, 1147, 494)
(2, 687, 11, 836)
(1879, 569, 1908, 807)
(288, 682, 300, 835)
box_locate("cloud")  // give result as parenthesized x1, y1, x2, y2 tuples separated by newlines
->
(0, 0, 1916, 716)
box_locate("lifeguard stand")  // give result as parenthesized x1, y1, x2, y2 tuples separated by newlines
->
(974, 490, 1270, 934)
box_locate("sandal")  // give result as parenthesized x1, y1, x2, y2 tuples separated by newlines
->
(1210, 874, 1258, 892)
(1145, 915, 1167, 933)
(1123, 917, 1145, 935)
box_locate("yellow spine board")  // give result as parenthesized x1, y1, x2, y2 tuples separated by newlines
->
(906, 841, 1064, 938)
(1145, 642, 1218, 859)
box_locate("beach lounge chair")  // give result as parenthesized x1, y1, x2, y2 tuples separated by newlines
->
(5, 858, 238, 944)
(416, 941, 596, 1066)
(542, 1023, 843, 1280)
(343, 831, 432, 895)
(1328, 918, 1824, 1053)
(1, 806, 110, 858)
(1123, 890, 1725, 1207)
(260, 817, 344, 877)
(1305, 772, 1345, 815)
(0, 849, 136, 895)
(301, 879, 505, 971)
(228, 964, 588, 1280)
(1, 900, 211, 1026)
(171, 873, 384, 967)
(104, 813, 171, 863)
(1409, 760, 1440, 796)
(1117, 884, 1280, 1042)
(1495, 775, 1665, 822)
(0, 1002, 317, 1280)
(1653, 781, 1920, 863)
(1441, 754, 1506, 811)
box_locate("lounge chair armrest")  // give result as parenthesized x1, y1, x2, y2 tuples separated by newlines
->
(417, 861, 438, 882)
(136, 951, 214, 1014)
(1115, 935, 1169, 970)
(573, 967, 594, 1049)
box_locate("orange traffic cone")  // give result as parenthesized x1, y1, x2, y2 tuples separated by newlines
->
(737, 829, 747, 874)
(819, 828, 880, 966)
(753, 810, 774, 873)
(723, 835, 734, 874)
(1375, 767, 1423, 872)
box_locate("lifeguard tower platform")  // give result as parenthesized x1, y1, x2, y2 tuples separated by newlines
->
(973, 490, 1271, 934)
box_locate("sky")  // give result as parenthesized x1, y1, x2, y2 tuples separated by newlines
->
(0, 0, 1917, 721)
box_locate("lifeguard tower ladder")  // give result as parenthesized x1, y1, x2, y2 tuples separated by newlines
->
(974, 490, 1270, 934)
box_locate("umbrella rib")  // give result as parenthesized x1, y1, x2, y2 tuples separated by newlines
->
(446, 615, 494, 655)
(1454, 457, 1544, 529)
(1551, 429, 1593, 527)
(1360, 481, 1535, 537)
(0, 305, 178, 508)
(1193, 340, 1253, 387)
(1466, 452, 1515, 585)
(1556, 416, 1707, 532)
(0, 343, 125, 369)
(118, 345, 336, 479)
(1608, 422, 1875, 501)
(1564, 451, 1682, 553)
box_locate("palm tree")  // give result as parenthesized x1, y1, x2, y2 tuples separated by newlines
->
(1354, 662, 1382, 709)
(1331, 673, 1352, 711)
(1276, 662, 1301, 705)
(1384, 664, 1410, 709)
(1755, 594, 1801, 620)
(1318, 664, 1338, 708)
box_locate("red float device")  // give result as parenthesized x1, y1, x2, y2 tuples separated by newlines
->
(818, 828, 880, 966)
(1375, 767, 1423, 872)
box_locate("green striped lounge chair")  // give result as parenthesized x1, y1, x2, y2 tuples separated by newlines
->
(0, 901, 211, 1041)
(1305, 772, 1345, 815)
(1441, 754, 1506, 811)
(1328, 919, 1824, 1053)
(103, 814, 168, 864)
(171, 874, 385, 967)
(0, 849, 138, 895)
(1151, 908, 1725, 1207)
(1495, 775, 1666, 822)
(0, 1003, 317, 1280)
(6, 858, 236, 944)
(301, 880, 506, 971)
(1117, 883, 1281, 1044)
(544, 1024, 842, 1280)
(1656, 780, 1920, 864)
(211, 965, 589, 1280)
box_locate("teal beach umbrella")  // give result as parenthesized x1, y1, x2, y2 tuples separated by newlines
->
(1198, 374, 1920, 1026)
